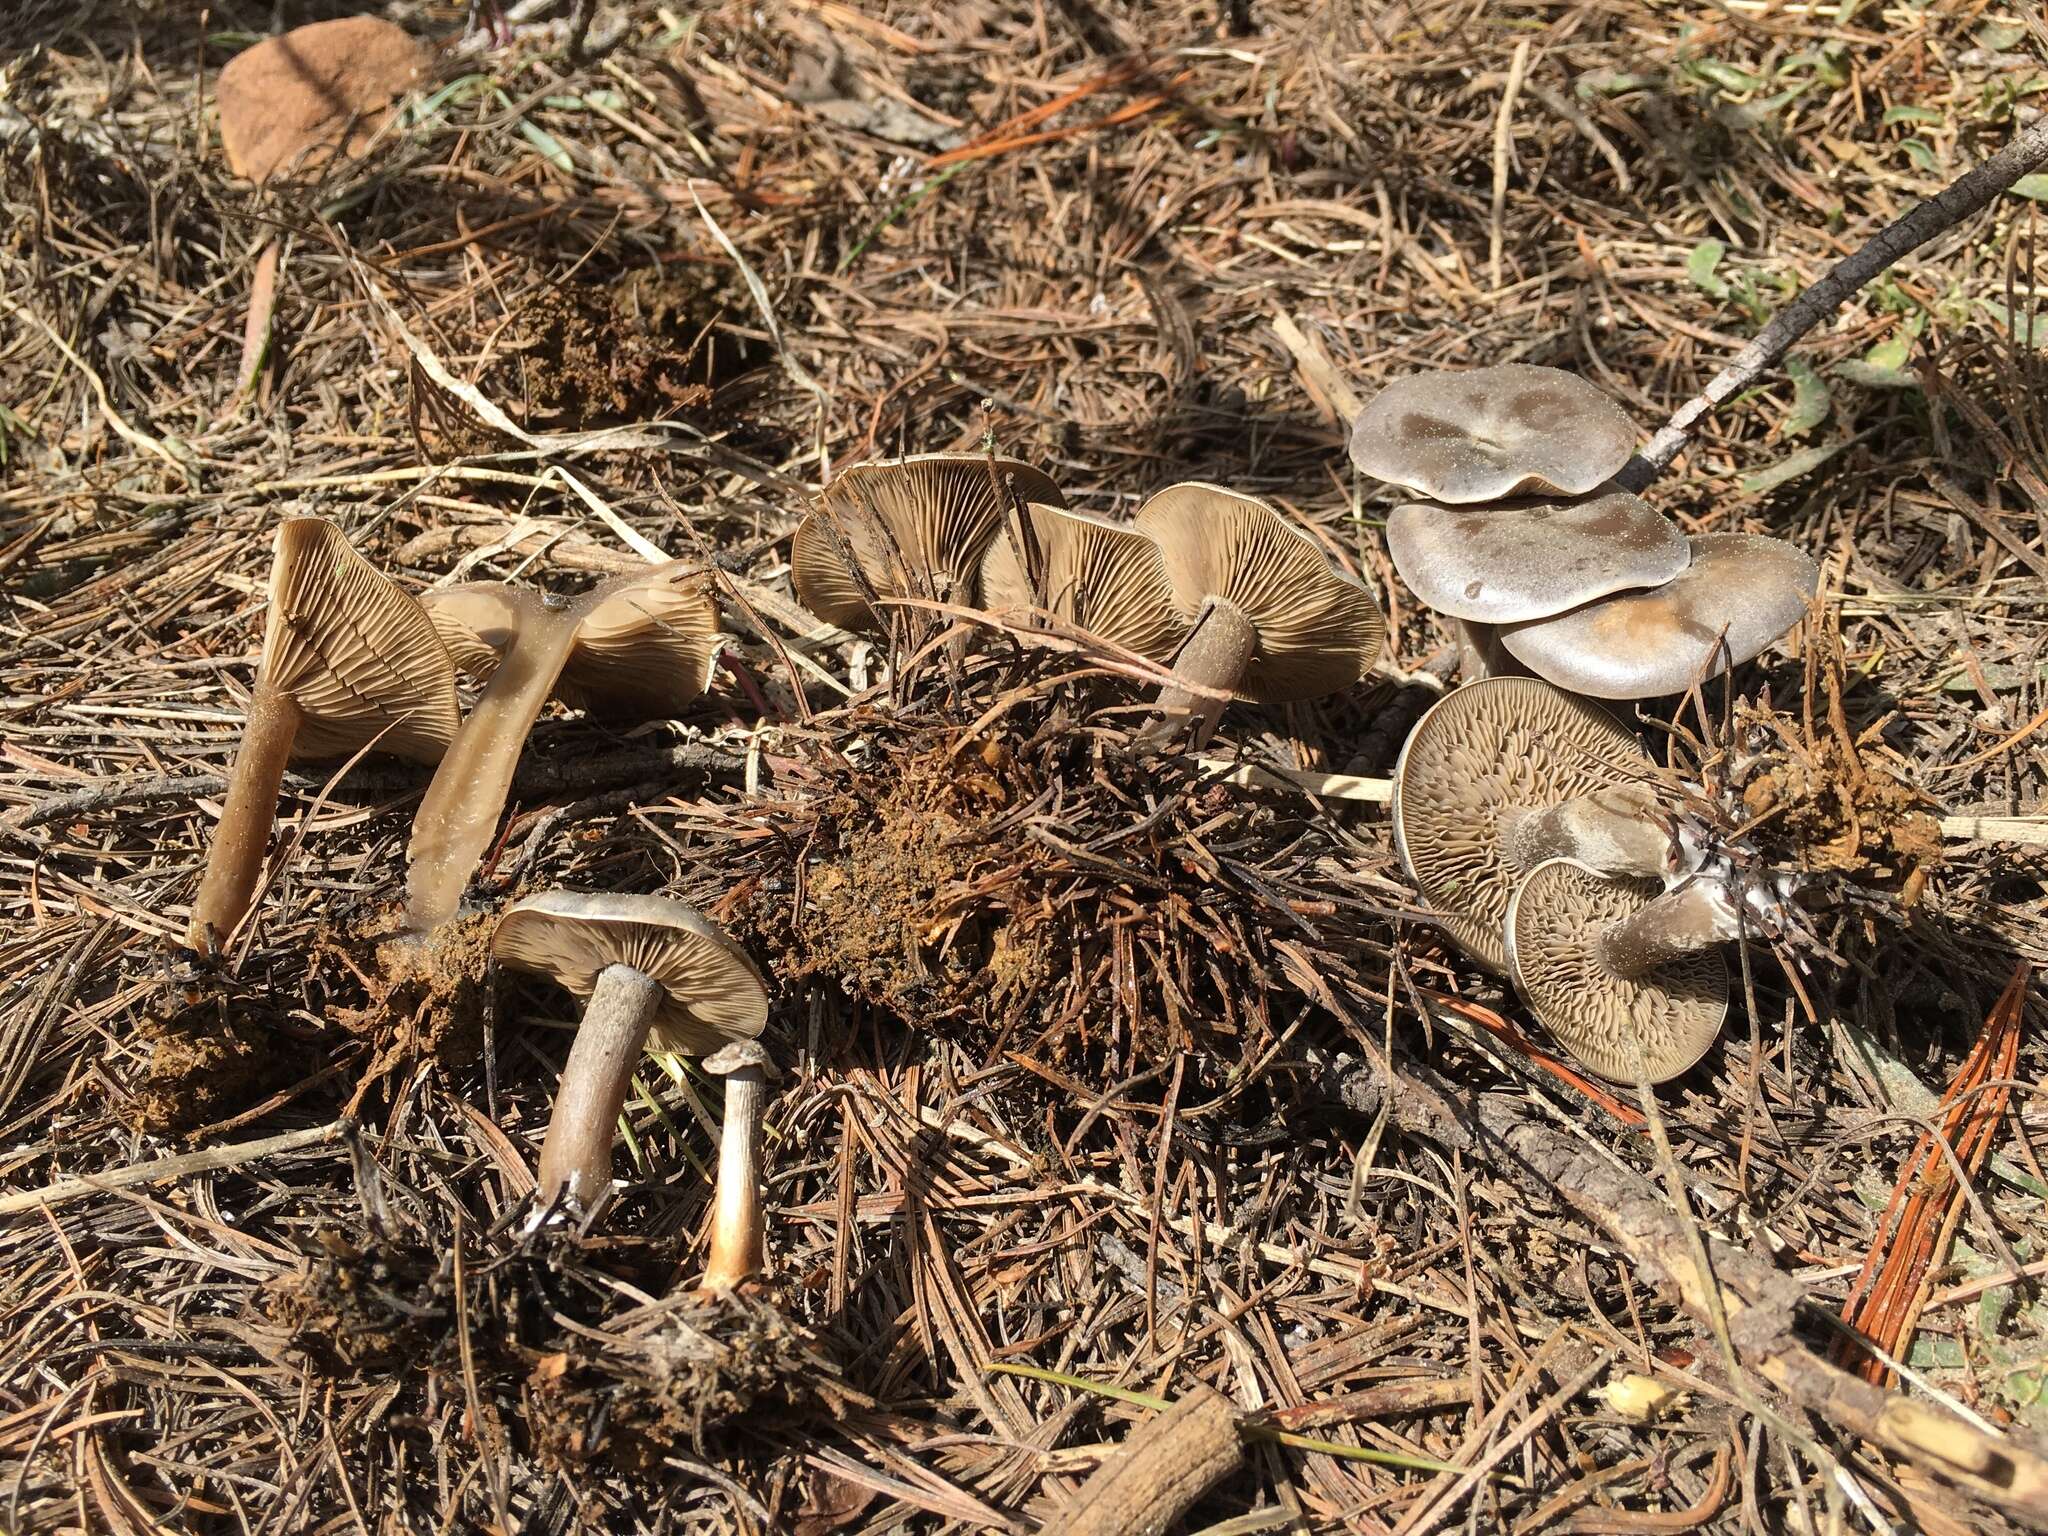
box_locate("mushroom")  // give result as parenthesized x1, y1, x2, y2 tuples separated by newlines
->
(1392, 676, 1670, 974)
(1497, 533, 1819, 700)
(491, 891, 770, 1212)
(405, 564, 721, 932)
(1349, 365, 1637, 503)
(978, 503, 1188, 664)
(699, 1040, 781, 1292)
(1504, 859, 1730, 1083)
(1386, 490, 1690, 624)
(1132, 482, 1386, 743)
(217, 18, 429, 185)
(790, 453, 1064, 632)
(186, 518, 459, 959)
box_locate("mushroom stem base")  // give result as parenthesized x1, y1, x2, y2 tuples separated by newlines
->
(1598, 880, 1741, 976)
(701, 1070, 768, 1291)
(186, 684, 304, 959)
(535, 963, 665, 1214)
(1153, 598, 1256, 747)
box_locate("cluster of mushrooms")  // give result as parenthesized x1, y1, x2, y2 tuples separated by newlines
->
(185, 363, 1822, 1298)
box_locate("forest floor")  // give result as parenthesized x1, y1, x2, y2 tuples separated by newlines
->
(1, 1, 2046, 1532)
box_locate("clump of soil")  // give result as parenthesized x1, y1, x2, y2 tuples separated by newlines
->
(125, 1000, 307, 1136)
(264, 1229, 456, 1374)
(326, 908, 496, 1079)
(730, 734, 1057, 1028)
(1741, 738, 1944, 897)
(525, 1289, 858, 1471)
(415, 266, 727, 456)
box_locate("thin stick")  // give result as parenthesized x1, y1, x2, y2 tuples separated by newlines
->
(1489, 40, 1533, 291)
(1619, 114, 2048, 489)
(0, 1120, 348, 1216)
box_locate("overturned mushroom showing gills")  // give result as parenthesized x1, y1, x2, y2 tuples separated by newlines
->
(790, 454, 1064, 632)
(699, 1040, 780, 1292)
(978, 503, 1188, 663)
(406, 564, 720, 931)
(1134, 482, 1385, 743)
(187, 518, 458, 958)
(1505, 859, 1730, 1083)
(1386, 490, 1690, 624)
(491, 892, 769, 1212)
(1349, 365, 1637, 503)
(216, 18, 429, 185)
(1392, 677, 1667, 973)
(1498, 533, 1819, 700)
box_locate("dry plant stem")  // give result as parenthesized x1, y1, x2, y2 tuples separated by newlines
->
(406, 616, 583, 931)
(1154, 598, 1256, 745)
(702, 1066, 769, 1291)
(1062, 1382, 1244, 1536)
(186, 684, 303, 957)
(1619, 113, 2048, 488)
(1598, 881, 1739, 975)
(535, 964, 665, 1211)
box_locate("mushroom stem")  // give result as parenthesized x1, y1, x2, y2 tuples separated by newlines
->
(535, 962, 666, 1212)
(186, 683, 304, 958)
(1504, 785, 1670, 879)
(406, 613, 582, 931)
(701, 1064, 770, 1291)
(1598, 880, 1741, 976)
(1154, 597, 1256, 745)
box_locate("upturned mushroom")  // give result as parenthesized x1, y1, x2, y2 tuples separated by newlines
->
(1392, 677, 1671, 973)
(491, 891, 770, 1213)
(1349, 365, 1637, 503)
(1133, 482, 1385, 743)
(1497, 533, 1819, 700)
(1505, 858, 1731, 1083)
(186, 518, 459, 959)
(699, 1040, 780, 1292)
(978, 503, 1188, 664)
(216, 18, 429, 185)
(790, 453, 1064, 632)
(406, 564, 721, 931)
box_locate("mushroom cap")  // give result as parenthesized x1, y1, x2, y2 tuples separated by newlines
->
(1133, 482, 1385, 703)
(1497, 533, 1818, 700)
(422, 564, 722, 721)
(979, 503, 1188, 663)
(1392, 676, 1649, 974)
(1387, 490, 1690, 624)
(492, 891, 770, 1056)
(702, 1038, 781, 1079)
(217, 18, 429, 184)
(263, 518, 460, 765)
(791, 454, 1065, 632)
(1349, 365, 1637, 503)
(1505, 858, 1728, 1083)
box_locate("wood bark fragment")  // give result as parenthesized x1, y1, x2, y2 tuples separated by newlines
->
(1062, 1384, 1245, 1536)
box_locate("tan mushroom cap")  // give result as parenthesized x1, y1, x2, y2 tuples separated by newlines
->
(492, 891, 770, 1057)
(1387, 490, 1689, 624)
(791, 454, 1065, 631)
(1349, 365, 1637, 503)
(1498, 533, 1818, 700)
(1392, 676, 1649, 974)
(423, 566, 722, 720)
(268, 518, 459, 763)
(217, 18, 429, 185)
(1505, 859, 1728, 1083)
(979, 503, 1188, 663)
(1134, 482, 1385, 702)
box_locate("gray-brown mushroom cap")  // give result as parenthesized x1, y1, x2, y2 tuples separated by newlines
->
(1387, 490, 1689, 624)
(492, 891, 769, 1057)
(268, 518, 460, 763)
(1134, 481, 1385, 702)
(217, 18, 429, 185)
(979, 503, 1188, 664)
(790, 454, 1065, 631)
(1392, 676, 1650, 974)
(1505, 858, 1728, 1083)
(1349, 365, 1637, 503)
(1497, 533, 1819, 699)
